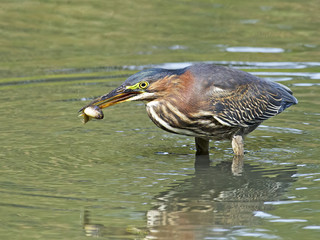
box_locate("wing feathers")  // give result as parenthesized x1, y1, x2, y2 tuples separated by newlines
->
(213, 82, 296, 127)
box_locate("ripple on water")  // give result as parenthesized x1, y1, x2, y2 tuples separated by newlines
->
(230, 228, 280, 239)
(258, 125, 303, 134)
(251, 72, 320, 79)
(253, 211, 280, 219)
(292, 173, 320, 178)
(226, 47, 284, 53)
(269, 219, 308, 223)
(303, 226, 320, 230)
(293, 83, 320, 87)
(123, 61, 320, 71)
(264, 200, 308, 205)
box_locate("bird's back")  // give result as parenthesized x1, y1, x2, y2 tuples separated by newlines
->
(188, 64, 297, 129)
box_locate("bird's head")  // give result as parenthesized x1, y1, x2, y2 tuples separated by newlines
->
(79, 68, 185, 114)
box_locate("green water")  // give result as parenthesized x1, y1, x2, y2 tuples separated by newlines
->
(1, 1, 320, 240)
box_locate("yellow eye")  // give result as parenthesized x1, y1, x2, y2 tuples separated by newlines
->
(139, 81, 149, 89)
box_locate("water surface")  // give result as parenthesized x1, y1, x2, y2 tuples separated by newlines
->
(1, 61, 320, 240)
(1, 1, 320, 240)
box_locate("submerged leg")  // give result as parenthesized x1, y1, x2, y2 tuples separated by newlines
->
(231, 155, 244, 176)
(195, 137, 209, 155)
(232, 135, 244, 156)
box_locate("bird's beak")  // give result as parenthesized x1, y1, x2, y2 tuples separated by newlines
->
(79, 86, 143, 112)
(79, 84, 148, 123)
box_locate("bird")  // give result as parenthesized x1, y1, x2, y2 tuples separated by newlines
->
(79, 63, 297, 156)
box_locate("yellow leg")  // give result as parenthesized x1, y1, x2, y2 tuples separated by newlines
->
(232, 135, 244, 156)
(231, 155, 244, 175)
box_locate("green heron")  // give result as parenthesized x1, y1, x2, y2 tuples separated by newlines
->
(79, 63, 297, 156)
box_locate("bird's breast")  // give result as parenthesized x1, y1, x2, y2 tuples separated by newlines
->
(146, 100, 196, 136)
(145, 100, 239, 139)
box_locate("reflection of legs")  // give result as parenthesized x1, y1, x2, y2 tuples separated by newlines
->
(195, 137, 210, 168)
(232, 135, 244, 156)
(195, 137, 209, 155)
(82, 210, 105, 237)
(195, 154, 210, 168)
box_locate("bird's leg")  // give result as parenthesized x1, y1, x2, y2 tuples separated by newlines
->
(195, 137, 209, 155)
(232, 135, 244, 156)
(231, 155, 244, 176)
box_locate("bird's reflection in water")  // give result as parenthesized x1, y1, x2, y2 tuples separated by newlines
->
(82, 156, 296, 239)
(146, 155, 296, 239)
(82, 210, 104, 237)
